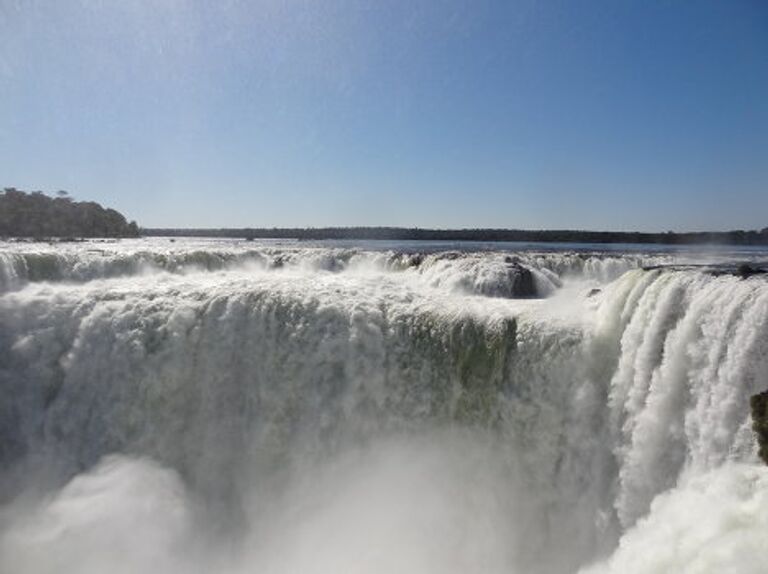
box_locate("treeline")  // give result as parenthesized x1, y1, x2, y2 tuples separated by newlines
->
(143, 226, 768, 245)
(0, 188, 139, 239)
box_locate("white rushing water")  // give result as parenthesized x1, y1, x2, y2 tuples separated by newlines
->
(1, 238, 767, 574)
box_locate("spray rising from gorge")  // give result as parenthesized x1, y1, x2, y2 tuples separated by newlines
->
(1, 238, 767, 574)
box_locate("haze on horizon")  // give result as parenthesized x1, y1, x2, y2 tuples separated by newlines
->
(1, 1, 767, 232)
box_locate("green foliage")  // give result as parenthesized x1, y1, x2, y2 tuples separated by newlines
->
(0, 188, 139, 238)
(751, 390, 768, 465)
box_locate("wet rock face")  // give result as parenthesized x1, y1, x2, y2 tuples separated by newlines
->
(751, 390, 768, 465)
(474, 261, 536, 298)
(736, 264, 767, 278)
(508, 263, 536, 297)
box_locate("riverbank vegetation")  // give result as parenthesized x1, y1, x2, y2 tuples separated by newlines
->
(0, 188, 139, 238)
(145, 225, 768, 245)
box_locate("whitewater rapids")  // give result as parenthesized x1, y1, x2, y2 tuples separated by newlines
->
(0, 238, 767, 574)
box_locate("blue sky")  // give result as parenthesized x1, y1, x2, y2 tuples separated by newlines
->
(1, 1, 767, 231)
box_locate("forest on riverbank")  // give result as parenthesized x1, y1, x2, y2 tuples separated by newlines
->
(145, 225, 768, 245)
(0, 188, 139, 238)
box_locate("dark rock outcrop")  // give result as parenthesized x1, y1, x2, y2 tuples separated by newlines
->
(477, 261, 536, 298)
(507, 262, 536, 298)
(736, 264, 767, 278)
(751, 390, 768, 465)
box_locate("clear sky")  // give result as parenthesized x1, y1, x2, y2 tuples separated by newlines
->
(1, 1, 767, 231)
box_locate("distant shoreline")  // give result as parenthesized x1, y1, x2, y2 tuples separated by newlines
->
(142, 227, 768, 246)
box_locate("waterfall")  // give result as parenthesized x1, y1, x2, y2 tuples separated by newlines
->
(0, 239, 766, 574)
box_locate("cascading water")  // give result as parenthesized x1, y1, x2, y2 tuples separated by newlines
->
(0, 238, 767, 574)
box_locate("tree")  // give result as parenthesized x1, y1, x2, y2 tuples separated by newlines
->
(0, 188, 140, 238)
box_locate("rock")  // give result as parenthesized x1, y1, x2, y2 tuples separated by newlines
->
(473, 261, 536, 298)
(271, 255, 285, 269)
(737, 264, 766, 277)
(587, 288, 601, 298)
(406, 253, 424, 267)
(506, 262, 536, 298)
(750, 390, 768, 465)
